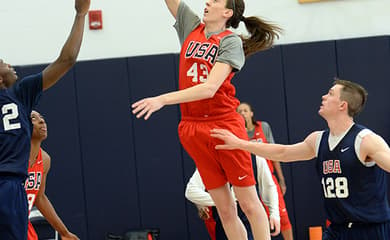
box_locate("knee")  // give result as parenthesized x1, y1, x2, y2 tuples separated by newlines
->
(239, 199, 261, 218)
(216, 203, 237, 222)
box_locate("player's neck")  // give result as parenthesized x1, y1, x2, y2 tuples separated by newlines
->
(204, 22, 226, 34)
(29, 141, 42, 167)
(327, 116, 354, 137)
(246, 122, 255, 131)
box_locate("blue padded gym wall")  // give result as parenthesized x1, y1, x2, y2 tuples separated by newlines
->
(128, 54, 189, 240)
(281, 40, 338, 240)
(336, 36, 390, 203)
(336, 36, 390, 139)
(174, 52, 212, 240)
(234, 46, 294, 240)
(17, 65, 88, 239)
(74, 58, 140, 240)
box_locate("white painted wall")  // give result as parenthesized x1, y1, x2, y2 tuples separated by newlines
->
(1, 0, 389, 65)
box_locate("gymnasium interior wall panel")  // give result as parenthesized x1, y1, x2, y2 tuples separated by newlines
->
(172, 53, 212, 240)
(335, 36, 390, 204)
(281, 41, 338, 240)
(336, 36, 390, 139)
(127, 54, 189, 240)
(234, 46, 294, 240)
(74, 59, 140, 239)
(17, 66, 88, 239)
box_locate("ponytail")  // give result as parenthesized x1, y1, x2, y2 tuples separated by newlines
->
(226, 0, 282, 57)
(241, 16, 281, 57)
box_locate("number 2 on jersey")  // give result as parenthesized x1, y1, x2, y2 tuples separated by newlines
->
(2, 103, 21, 131)
(187, 63, 209, 83)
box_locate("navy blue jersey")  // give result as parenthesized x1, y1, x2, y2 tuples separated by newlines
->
(0, 73, 42, 176)
(317, 124, 390, 224)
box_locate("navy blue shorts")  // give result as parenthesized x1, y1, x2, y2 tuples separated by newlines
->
(323, 221, 390, 240)
(0, 175, 28, 240)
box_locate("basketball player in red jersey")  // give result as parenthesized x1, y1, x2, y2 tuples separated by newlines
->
(237, 102, 294, 240)
(25, 110, 78, 240)
(132, 1, 281, 239)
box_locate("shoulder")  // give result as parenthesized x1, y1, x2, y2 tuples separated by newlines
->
(217, 34, 245, 71)
(306, 131, 323, 146)
(15, 73, 43, 88)
(355, 128, 374, 150)
(220, 33, 242, 47)
(41, 148, 51, 173)
(260, 121, 271, 129)
(357, 128, 373, 139)
(357, 129, 384, 150)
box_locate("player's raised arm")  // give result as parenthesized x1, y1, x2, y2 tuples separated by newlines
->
(165, 0, 181, 19)
(42, 0, 90, 90)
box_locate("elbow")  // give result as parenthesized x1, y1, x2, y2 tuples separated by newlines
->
(203, 84, 218, 99)
(54, 57, 76, 71)
(61, 56, 77, 67)
(58, 51, 78, 67)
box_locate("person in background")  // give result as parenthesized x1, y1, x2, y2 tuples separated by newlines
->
(25, 110, 79, 240)
(237, 102, 294, 240)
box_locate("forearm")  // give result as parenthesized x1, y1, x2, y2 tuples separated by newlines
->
(58, 14, 86, 64)
(257, 157, 280, 219)
(160, 83, 215, 106)
(267, 186, 280, 220)
(165, 0, 180, 18)
(35, 195, 70, 236)
(239, 141, 289, 162)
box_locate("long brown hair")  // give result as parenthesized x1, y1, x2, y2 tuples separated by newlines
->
(225, 0, 282, 57)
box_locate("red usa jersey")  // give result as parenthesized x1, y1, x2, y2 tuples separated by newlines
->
(179, 23, 240, 118)
(250, 122, 274, 173)
(25, 148, 43, 213)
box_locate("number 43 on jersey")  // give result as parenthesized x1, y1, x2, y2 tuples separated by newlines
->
(187, 63, 209, 83)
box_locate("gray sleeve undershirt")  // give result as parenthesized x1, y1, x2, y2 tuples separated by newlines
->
(261, 121, 275, 144)
(217, 34, 245, 72)
(173, 1, 201, 45)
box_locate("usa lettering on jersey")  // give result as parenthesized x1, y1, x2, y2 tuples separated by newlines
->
(25, 172, 42, 190)
(185, 41, 219, 64)
(321, 160, 348, 198)
(323, 159, 342, 174)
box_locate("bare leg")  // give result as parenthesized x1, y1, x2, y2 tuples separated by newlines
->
(209, 184, 247, 240)
(281, 229, 293, 240)
(234, 185, 270, 240)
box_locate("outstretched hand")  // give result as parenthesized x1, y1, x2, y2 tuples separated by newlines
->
(132, 96, 164, 120)
(210, 129, 243, 150)
(75, 0, 90, 16)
